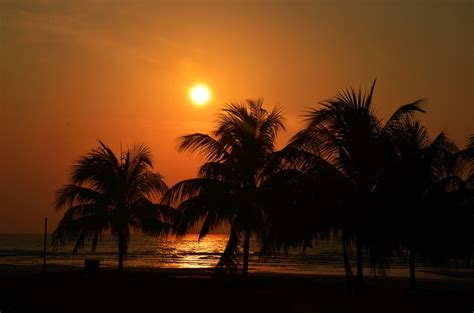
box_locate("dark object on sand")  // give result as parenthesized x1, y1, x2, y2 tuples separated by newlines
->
(85, 259, 100, 273)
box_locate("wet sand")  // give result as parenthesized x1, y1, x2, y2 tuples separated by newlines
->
(0, 266, 472, 313)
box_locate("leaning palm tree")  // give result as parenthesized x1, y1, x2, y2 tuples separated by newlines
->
(163, 99, 285, 279)
(290, 80, 425, 286)
(52, 141, 174, 271)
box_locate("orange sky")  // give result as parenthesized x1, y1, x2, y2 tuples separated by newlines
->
(0, 0, 472, 233)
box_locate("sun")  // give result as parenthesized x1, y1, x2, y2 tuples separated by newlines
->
(189, 84, 211, 106)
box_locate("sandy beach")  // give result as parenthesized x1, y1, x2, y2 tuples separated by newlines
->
(1, 265, 472, 313)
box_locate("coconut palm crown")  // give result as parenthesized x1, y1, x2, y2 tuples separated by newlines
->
(52, 141, 174, 270)
(289, 80, 425, 285)
(163, 99, 285, 278)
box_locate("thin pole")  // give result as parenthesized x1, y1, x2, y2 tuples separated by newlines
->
(43, 217, 47, 273)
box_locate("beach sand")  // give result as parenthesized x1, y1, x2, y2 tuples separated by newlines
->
(1, 265, 472, 313)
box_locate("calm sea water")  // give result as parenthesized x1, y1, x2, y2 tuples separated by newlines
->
(0, 234, 471, 279)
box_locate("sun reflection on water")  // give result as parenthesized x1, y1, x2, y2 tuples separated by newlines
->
(2, 233, 470, 279)
(148, 234, 229, 269)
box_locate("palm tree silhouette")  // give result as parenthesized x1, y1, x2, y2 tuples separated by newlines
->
(258, 144, 356, 285)
(163, 100, 285, 279)
(52, 141, 174, 271)
(428, 134, 474, 267)
(377, 115, 473, 288)
(290, 80, 425, 286)
(377, 118, 453, 288)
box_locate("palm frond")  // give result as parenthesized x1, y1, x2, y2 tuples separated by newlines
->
(131, 215, 173, 237)
(451, 135, 474, 179)
(56, 203, 109, 223)
(173, 196, 210, 236)
(128, 171, 168, 202)
(258, 105, 285, 148)
(71, 141, 120, 188)
(162, 178, 235, 206)
(381, 99, 425, 137)
(179, 133, 228, 162)
(125, 143, 154, 185)
(52, 212, 109, 251)
(198, 162, 235, 181)
(54, 185, 105, 210)
(198, 211, 223, 240)
(132, 198, 177, 223)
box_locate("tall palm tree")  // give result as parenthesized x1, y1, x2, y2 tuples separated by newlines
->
(290, 80, 425, 286)
(52, 141, 174, 271)
(429, 134, 474, 267)
(162, 99, 285, 279)
(378, 119, 473, 288)
(258, 144, 356, 285)
(376, 118, 453, 288)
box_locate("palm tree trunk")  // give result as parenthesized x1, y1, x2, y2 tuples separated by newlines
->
(409, 248, 416, 289)
(343, 240, 353, 288)
(242, 228, 251, 280)
(118, 231, 125, 271)
(343, 241, 353, 276)
(356, 240, 363, 286)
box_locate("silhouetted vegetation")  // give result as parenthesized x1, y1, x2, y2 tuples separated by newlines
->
(377, 119, 473, 288)
(53, 83, 473, 287)
(52, 141, 174, 270)
(162, 100, 289, 278)
(258, 81, 473, 287)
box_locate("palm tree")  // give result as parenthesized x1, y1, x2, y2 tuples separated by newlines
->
(378, 121, 474, 288)
(290, 80, 425, 286)
(258, 144, 356, 286)
(162, 99, 285, 279)
(52, 141, 174, 271)
(376, 118, 451, 288)
(429, 134, 474, 268)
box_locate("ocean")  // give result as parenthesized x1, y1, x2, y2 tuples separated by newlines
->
(0, 233, 471, 279)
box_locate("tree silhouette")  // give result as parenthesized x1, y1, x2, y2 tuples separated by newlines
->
(52, 141, 174, 270)
(163, 100, 285, 279)
(373, 109, 474, 288)
(428, 135, 474, 269)
(258, 144, 356, 285)
(290, 80, 425, 286)
(377, 118, 452, 287)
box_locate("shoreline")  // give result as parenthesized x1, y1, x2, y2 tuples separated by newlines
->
(1, 262, 473, 281)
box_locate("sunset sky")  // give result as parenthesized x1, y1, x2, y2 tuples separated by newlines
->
(1, 0, 472, 233)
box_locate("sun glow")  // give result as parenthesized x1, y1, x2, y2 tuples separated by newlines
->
(189, 84, 211, 106)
